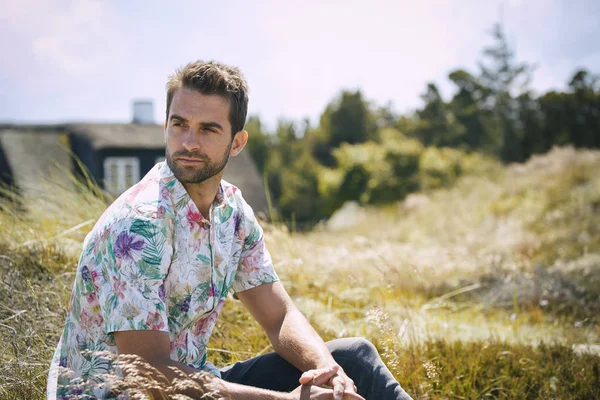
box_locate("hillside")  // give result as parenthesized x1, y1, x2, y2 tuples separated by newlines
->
(1, 146, 599, 399)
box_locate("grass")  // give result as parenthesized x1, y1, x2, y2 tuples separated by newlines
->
(1, 145, 600, 399)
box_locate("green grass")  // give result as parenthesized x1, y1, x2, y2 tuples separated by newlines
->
(1, 146, 600, 399)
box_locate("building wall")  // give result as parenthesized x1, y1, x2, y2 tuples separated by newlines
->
(0, 138, 15, 190)
(68, 133, 100, 186)
(69, 136, 268, 214)
(96, 148, 165, 190)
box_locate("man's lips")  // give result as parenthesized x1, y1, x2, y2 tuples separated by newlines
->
(176, 157, 205, 165)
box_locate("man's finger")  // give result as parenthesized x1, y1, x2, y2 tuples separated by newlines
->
(333, 377, 345, 400)
(311, 365, 340, 386)
(330, 374, 365, 400)
(298, 365, 339, 385)
(299, 370, 315, 385)
(344, 393, 366, 400)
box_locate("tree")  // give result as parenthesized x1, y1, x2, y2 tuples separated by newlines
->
(277, 150, 323, 224)
(538, 90, 571, 150)
(448, 69, 493, 152)
(315, 90, 375, 166)
(274, 119, 300, 165)
(536, 70, 600, 153)
(478, 23, 535, 162)
(412, 83, 466, 148)
(567, 69, 600, 148)
(517, 92, 544, 157)
(373, 101, 398, 133)
(244, 115, 271, 174)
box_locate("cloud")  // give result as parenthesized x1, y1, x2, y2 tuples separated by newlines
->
(1, 0, 128, 79)
(32, 1, 102, 73)
(32, 0, 125, 75)
(250, 0, 499, 120)
(0, 0, 138, 121)
(1, 0, 598, 124)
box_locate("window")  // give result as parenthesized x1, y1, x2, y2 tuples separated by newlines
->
(103, 157, 140, 195)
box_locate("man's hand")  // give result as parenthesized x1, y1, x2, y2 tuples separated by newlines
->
(290, 383, 364, 400)
(298, 365, 364, 400)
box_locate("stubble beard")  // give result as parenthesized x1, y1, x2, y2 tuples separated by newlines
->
(166, 143, 232, 184)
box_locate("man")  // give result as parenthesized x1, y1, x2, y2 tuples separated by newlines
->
(47, 60, 412, 399)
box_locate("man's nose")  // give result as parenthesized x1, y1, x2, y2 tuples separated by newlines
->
(182, 130, 201, 151)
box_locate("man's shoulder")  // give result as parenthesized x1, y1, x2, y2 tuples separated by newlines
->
(220, 179, 261, 221)
(89, 166, 174, 240)
(83, 207, 172, 255)
(221, 180, 250, 209)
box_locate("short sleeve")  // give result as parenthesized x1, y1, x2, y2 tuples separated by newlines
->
(96, 217, 172, 334)
(231, 203, 279, 294)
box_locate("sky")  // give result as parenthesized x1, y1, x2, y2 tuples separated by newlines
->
(1, 0, 599, 130)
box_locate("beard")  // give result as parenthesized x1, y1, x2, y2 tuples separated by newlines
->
(166, 142, 231, 184)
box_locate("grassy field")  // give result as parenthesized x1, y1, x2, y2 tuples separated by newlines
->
(1, 146, 599, 399)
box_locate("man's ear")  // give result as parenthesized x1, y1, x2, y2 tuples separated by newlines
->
(230, 130, 248, 156)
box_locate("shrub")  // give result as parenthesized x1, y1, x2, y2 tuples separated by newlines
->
(419, 146, 465, 190)
(331, 130, 423, 205)
(278, 151, 323, 226)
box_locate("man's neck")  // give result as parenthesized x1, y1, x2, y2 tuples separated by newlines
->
(182, 174, 223, 220)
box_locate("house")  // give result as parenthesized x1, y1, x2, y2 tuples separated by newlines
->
(0, 101, 270, 215)
(0, 125, 73, 196)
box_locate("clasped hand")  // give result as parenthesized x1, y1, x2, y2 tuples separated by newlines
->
(290, 364, 366, 400)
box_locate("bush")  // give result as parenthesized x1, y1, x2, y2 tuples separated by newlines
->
(316, 167, 344, 216)
(371, 129, 422, 203)
(418, 146, 500, 191)
(278, 151, 324, 225)
(419, 147, 465, 190)
(331, 129, 423, 205)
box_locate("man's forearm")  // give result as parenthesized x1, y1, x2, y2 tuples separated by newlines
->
(126, 357, 291, 399)
(207, 376, 292, 400)
(268, 307, 338, 372)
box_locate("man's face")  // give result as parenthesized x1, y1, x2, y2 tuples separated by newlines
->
(165, 88, 235, 184)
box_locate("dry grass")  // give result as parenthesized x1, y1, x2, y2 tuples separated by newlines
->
(1, 146, 600, 399)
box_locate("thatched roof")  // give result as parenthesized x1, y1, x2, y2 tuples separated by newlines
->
(66, 123, 165, 149)
(0, 127, 74, 196)
(222, 149, 269, 217)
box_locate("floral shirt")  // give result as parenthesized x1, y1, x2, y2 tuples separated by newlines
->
(47, 162, 279, 399)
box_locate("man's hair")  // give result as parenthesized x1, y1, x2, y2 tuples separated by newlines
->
(166, 60, 249, 136)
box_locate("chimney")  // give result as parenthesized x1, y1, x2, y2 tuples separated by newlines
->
(132, 99, 154, 124)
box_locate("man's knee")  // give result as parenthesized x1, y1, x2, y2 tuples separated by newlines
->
(327, 337, 380, 363)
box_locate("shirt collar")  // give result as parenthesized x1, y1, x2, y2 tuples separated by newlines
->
(158, 161, 230, 215)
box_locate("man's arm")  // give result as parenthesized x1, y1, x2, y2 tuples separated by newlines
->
(114, 330, 363, 399)
(228, 198, 362, 399)
(236, 282, 362, 400)
(114, 330, 292, 399)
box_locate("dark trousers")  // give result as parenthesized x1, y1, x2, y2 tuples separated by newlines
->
(220, 337, 413, 400)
